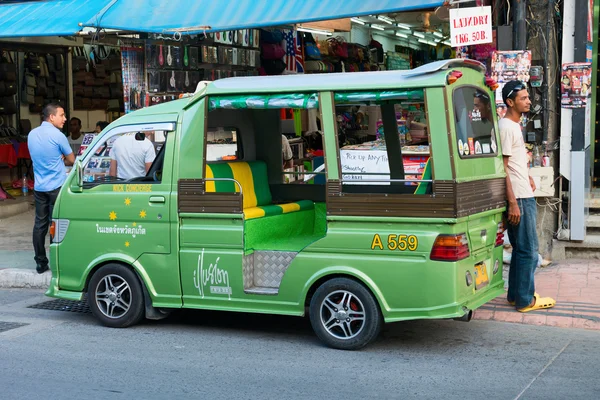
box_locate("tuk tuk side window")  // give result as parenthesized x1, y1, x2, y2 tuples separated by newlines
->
(452, 86, 498, 158)
(334, 90, 432, 195)
(206, 127, 241, 161)
(81, 130, 169, 186)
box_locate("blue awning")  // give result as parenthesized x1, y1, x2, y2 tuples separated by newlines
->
(85, 0, 444, 34)
(0, 0, 112, 38)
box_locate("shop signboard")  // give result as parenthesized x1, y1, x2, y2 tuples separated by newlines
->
(560, 62, 592, 109)
(449, 6, 493, 47)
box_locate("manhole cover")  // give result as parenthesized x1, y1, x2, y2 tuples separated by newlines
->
(0, 321, 29, 333)
(28, 299, 91, 314)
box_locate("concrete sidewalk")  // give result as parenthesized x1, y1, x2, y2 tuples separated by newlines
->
(475, 260, 600, 331)
(0, 208, 50, 289)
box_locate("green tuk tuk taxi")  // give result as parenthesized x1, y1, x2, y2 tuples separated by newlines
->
(47, 59, 506, 350)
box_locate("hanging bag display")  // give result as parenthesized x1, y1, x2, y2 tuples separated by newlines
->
(327, 37, 348, 59)
(261, 43, 285, 60)
(1, 97, 17, 114)
(260, 29, 284, 44)
(0, 52, 17, 82)
(25, 53, 41, 73)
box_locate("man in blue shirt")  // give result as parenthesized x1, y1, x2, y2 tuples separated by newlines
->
(28, 103, 75, 274)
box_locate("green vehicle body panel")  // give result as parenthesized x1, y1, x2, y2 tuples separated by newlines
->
(47, 61, 506, 323)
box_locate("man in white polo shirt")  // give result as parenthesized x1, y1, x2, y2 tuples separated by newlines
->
(109, 132, 156, 180)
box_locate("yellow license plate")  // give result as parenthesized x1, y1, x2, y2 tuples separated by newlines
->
(474, 262, 489, 290)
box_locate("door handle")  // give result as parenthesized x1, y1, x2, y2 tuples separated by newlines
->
(149, 196, 165, 204)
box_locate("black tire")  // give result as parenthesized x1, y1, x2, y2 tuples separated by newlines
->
(309, 277, 382, 350)
(87, 263, 145, 328)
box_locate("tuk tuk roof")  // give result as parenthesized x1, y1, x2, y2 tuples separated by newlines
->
(114, 59, 486, 126)
(203, 59, 486, 97)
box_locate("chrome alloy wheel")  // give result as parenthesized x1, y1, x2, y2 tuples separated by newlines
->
(94, 274, 131, 319)
(320, 290, 366, 340)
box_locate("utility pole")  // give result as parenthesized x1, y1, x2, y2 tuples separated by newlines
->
(512, 0, 527, 50)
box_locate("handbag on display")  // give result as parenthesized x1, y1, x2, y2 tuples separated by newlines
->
(261, 43, 285, 60)
(0, 53, 17, 82)
(23, 86, 35, 104)
(260, 29, 283, 44)
(0, 97, 16, 114)
(304, 43, 321, 60)
(74, 85, 85, 97)
(328, 37, 348, 59)
(26, 53, 41, 73)
(46, 54, 56, 72)
(262, 59, 286, 75)
(24, 73, 36, 88)
(56, 54, 64, 71)
(109, 84, 123, 98)
(55, 71, 65, 85)
(38, 56, 50, 77)
(107, 99, 121, 111)
(35, 77, 48, 97)
(95, 64, 107, 78)
(83, 86, 93, 97)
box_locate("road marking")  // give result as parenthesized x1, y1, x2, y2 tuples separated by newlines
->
(513, 339, 572, 400)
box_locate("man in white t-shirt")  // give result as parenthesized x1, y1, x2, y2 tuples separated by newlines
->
(109, 132, 156, 180)
(68, 117, 84, 155)
(282, 135, 294, 169)
(499, 80, 555, 313)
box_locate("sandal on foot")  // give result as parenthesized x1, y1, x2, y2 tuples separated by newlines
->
(508, 292, 538, 306)
(517, 293, 555, 313)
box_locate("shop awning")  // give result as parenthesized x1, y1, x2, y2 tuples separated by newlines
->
(84, 0, 445, 34)
(0, 0, 112, 38)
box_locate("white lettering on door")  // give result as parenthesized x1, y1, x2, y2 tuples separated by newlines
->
(193, 249, 232, 299)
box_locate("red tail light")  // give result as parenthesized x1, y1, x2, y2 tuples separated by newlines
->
(430, 233, 470, 261)
(496, 221, 505, 247)
(447, 70, 463, 85)
(485, 76, 499, 91)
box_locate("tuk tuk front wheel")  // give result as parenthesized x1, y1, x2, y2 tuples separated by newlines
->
(88, 263, 145, 328)
(309, 278, 382, 350)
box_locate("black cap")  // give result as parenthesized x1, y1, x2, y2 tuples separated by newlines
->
(502, 80, 527, 105)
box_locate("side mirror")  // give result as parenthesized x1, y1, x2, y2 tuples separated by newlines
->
(71, 160, 83, 193)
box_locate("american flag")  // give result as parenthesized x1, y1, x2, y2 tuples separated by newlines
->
(282, 29, 304, 74)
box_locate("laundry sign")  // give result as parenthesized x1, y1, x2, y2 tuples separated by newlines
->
(449, 6, 493, 47)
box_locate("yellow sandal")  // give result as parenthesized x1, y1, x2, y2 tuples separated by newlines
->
(517, 293, 556, 313)
(507, 292, 538, 306)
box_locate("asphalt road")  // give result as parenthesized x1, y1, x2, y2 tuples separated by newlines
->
(0, 289, 599, 400)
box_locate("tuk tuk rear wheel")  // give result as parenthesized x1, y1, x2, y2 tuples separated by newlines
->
(309, 278, 382, 350)
(88, 263, 145, 328)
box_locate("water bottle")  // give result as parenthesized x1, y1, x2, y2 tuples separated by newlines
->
(21, 174, 28, 197)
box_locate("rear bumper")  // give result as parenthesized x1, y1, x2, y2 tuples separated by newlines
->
(383, 278, 505, 323)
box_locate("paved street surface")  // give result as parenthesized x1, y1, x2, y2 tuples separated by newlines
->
(1, 289, 599, 400)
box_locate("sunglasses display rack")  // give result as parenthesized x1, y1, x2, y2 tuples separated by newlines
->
(145, 29, 261, 102)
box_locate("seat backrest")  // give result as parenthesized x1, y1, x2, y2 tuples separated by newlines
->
(206, 161, 272, 209)
(414, 157, 432, 195)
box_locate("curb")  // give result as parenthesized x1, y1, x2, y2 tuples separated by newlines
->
(0, 199, 34, 219)
(0, 268, 50, 289)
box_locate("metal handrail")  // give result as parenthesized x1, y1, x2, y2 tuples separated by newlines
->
(341, 179, 433, 183)
(204, 177, 243, 194)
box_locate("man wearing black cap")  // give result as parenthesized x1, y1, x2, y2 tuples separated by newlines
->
(499, 80, 555, 313)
